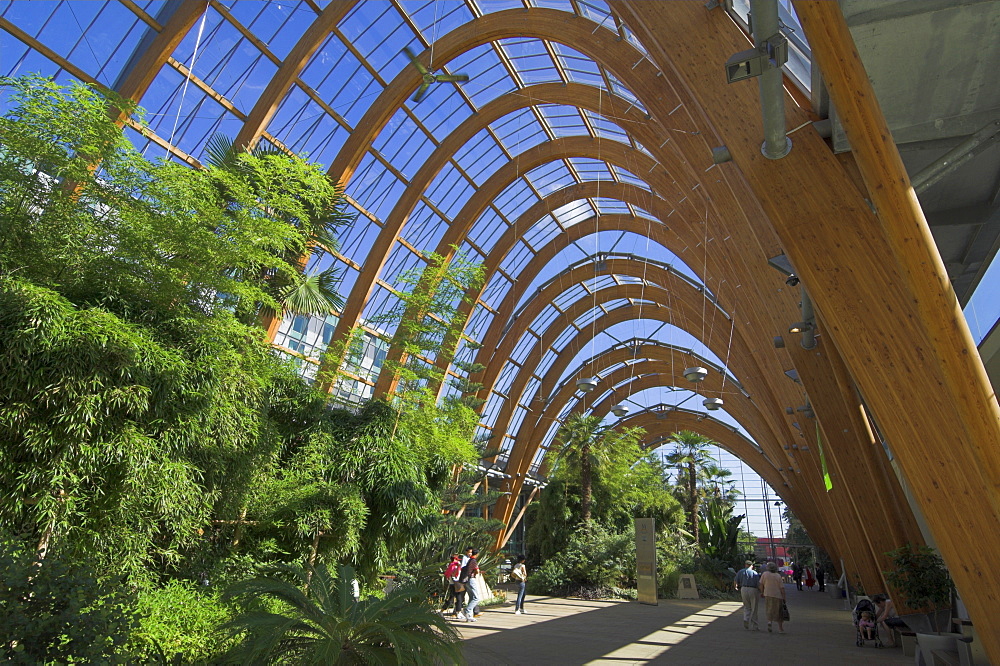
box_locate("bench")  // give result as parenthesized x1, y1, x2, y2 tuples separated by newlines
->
(897, 630, 917, 657)
(930, 649, 960, 666)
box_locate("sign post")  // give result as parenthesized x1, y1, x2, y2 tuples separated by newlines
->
(635, 517, 657, 605)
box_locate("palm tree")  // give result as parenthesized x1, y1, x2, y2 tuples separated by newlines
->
(552, 414, 609, 523)
(665, 430, 717, 543)
(703, 463, 740, 506)
(220, 563, 464, 665)
(203, 134, 353, 321)
(551, 413, 645, 523)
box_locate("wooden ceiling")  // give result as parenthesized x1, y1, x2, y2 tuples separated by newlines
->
(3, 1, 998, 657)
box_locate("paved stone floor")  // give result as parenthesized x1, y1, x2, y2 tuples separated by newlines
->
(455, 584, 912, 665)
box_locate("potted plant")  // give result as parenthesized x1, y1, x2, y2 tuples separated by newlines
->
(884, 544, 966, 665)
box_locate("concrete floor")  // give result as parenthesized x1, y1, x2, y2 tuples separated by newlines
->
(455, 583, 912, 665)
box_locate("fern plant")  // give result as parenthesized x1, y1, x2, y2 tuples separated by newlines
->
(219, 563, 464, 664)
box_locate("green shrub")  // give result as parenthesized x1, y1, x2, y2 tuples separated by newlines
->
(0, 541, 137, 663)
(527, 522, 635, 598)
(658, 562, 681, 599)
(134, 581, 236, 663)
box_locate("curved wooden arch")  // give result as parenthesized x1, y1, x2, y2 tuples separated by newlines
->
(318, 10, 796, 489)
(598, 2, 1000, 631)
(490, 296, 866, 585)
(475, 261, 741, 405)
(550, 347, 773, 462)
(499, 365, 855, 577)
(495, 358, 809, 546)
(473, 259, 795, 454)
(326, 8, 672, 187)
(621, 410, 785, 497)
(321, 7, 742, 360)
(511, 353, 784, 488)
(233, 1, 357, 150)
(329, 134, 663, 354)
(347, 82, 666, 359)
(382, 181, 704, 397)
(618, 409, 843, 566)
(115, 1, 207, 106)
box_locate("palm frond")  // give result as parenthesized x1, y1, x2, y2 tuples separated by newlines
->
(203, 134, 240, 170)
(280, 268, 344, 316)
(219, 562, 465, 664)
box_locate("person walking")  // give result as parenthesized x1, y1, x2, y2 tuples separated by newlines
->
(791, 561, 803, 591)
(804, 566, 816, 590)
(453, 546, 474, 616)
(734, 560, 761, 631)
(441, 554, 461, 615)
(461, 548, 481, 622)
(760, 561, 787, 633)
(510, 554, 528, 614)
(816, 565, 826, 592)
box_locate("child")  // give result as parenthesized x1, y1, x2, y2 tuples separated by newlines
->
(859, 610, 875, 640)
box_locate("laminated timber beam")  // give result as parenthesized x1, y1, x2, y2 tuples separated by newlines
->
(488, 282, 873, 591)
(324, 134, 663, 386)
(424, 201, 687, 399)
(320, 7, 698, 374)
(472, 262, 753, 410)
(496, 362, 861, 581)
(485, 293, 811, 544)
(114, 0, 207, 107)
(318, 12, 810, 527)
(473, 257, 800, 467)
(232, 1, 356, 151)
(525, 363, 871, 589)
(227, 0, 356, 341)
(622, 409, 847, 574)
(613, 2, 1000, 655)
(619, 408, 848, 571)
(604, 401, 846, 569)
(784, 315, 925, 546)
(589, 360, 901, 597)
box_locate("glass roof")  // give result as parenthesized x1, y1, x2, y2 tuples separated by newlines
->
(0, 0, 763, 466)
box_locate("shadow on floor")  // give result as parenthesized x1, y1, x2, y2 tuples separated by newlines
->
(459, 585, 913, 665)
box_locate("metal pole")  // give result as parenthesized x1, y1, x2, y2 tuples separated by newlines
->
(912, 120, 1000, 194)
(750, 0, 792, 159)
(762, 480, 776, 561)
(800, 289, 817, 350)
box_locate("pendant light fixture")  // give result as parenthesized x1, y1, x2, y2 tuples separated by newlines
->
(611, 403, 630, 418)
(683, 366, 708, 383)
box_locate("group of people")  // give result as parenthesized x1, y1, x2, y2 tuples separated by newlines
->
(790, 561, 826, 591)
(439, 548, 528, 622)
(734, 560, 789, 633)
(870, 593, 906, 646)
(735, 560, 906, 647)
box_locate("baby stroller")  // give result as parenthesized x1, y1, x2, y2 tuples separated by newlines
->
(852, 598, 882, 648)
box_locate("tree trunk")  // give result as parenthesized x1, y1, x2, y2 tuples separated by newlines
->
(230, 505, 249, 547)
(581, 441, 592, 522)
(305, 528, 322, 593)
(688, 461, 699, 543)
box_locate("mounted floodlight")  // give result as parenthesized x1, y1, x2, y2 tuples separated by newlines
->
(611, 403, 630, 418)
(683, 366, 708, 383)
(788, 321, 813, 334)
(725, 35, 788, 84)
(576, 377, 599, 393)
(711, 146, 732, 164)
(703, 397, 724, 411)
